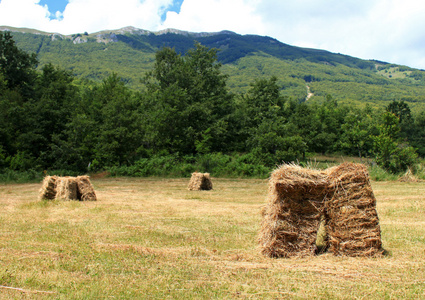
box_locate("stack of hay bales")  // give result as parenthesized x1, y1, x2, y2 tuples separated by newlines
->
(325, 163, 382, 256)
(39, 175, 97, 201)
(259, 162, 383, 258)
(188, 172, 213, 191)
(258, 164, 329, 258)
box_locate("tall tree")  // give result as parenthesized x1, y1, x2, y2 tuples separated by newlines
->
(0, 31, 38, 95)
(372, 112, 417, 173)
(142, 44, 234, 155)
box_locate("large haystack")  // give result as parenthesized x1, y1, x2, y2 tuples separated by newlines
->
(259, 162, 383, 258)
(258, 164, 329, 258)
(188, 172, 213, 191)
(76, 175, 97, 201)
(55, 177, 79, 201)
(39, 175, 97, 201)
(325, 163, 383, 256)
(39, 175, 58, 200)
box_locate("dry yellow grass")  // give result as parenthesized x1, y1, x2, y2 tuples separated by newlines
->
(0, 178, 424, 299)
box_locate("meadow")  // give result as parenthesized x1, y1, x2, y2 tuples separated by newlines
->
(1, 177, 424, 299)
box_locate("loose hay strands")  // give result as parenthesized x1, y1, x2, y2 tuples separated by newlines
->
(259, 162, 383, 258)
(55, 177, 78, 201)
(398, 168, 419, 182)
(258, 164, 329, 258)
(188, 172, 213, 191)
(38, 176, 57, 200)
(326, 163, 383, 257)
(76, 175, 97, 201)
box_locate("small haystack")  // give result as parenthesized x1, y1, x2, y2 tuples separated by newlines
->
(398, 168, 419, 182)
(188, 172, 213, 191)
(258, 164, 329, 258)
(39, 175, 58, 200)
(326, 163, 383, 257)
(55, 177, 79, 201)
(39, 175, 97, 201)
(76, 175, 97, 201)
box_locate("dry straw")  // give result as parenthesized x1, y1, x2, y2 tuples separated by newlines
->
(325, 163, 382, 257)
(55, 177, 78, 201)
(76, 175, 97, 201)
(39, 175, 97, 201)
(258, 164, 329, 258)
(398, 168, 419, 182)
(188, 172, 213, 191)
(38, 175, 58, 200)
(259, 162, 383, 258)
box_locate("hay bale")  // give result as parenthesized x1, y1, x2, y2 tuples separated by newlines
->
(55, 177, 78, 201)
(325, 163, 383, 257)
(188, 172, 213, 191)
(39, 175, 58, 200)
(258, 164, 329, 258)
(76, 175, 97, 201)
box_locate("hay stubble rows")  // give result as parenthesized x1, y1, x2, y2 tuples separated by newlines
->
(0, 177, 424, 298)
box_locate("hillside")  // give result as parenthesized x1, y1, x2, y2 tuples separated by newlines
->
(2, 25, 425, 109)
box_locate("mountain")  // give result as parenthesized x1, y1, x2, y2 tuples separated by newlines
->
(2, 26, 425, 109)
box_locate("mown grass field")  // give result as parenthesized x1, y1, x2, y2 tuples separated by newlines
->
(1, 177, 424, 299)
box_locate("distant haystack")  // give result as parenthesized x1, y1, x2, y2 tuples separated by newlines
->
(326, 163, 383, 257)
(188, 172, 213, 191)
(39, 176, 58, 200)
(259, 163, 383, 258)
(258, 164, 328, 258)
(39, 175, 97, 201)
(398, 168, 419, 183)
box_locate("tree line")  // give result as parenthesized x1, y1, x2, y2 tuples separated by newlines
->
(0, 32, 423, 176)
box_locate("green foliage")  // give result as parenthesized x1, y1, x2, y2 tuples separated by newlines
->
(0, 168, 41, 183)
(108, 153, 271, 178)
(339, 106, 377, 158)
(0, 31, 38, 94)
(386, 100, 412, 123)
(372, 112, 418, 173)
(141, 44, 234, 155)
(2, 32, 425, 179)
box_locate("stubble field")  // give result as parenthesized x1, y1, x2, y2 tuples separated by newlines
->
(0, 177, 424, 299)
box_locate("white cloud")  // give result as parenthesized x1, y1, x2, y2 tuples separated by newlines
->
(161, 0, 265, 34)
(0, 0, 173, 34)
(0, 0, 52, 30)
(55, 0, 172, 34)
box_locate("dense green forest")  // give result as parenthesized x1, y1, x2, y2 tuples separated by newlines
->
(0, 31, 424, 180)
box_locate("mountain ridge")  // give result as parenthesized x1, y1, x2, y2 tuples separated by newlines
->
(2, 25, 425, 109)
(0, 25, 238, 41)
(0, 25, 385, 68)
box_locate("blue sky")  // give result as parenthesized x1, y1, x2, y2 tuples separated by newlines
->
(1, 0, 425, 69)
(38, 0, 184, 21)
(38, 0, 68, 17)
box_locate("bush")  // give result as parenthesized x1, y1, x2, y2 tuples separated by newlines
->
(107, 153, 272, 178)
(0, 169, 42, 183)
